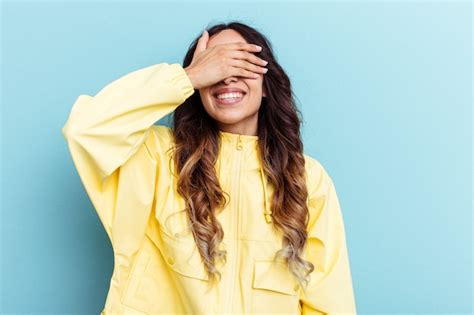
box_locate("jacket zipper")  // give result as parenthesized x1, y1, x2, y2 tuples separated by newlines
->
(229, 134, 243, 312)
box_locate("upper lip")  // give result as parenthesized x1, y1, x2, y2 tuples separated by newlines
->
(213, 87, 247, 96)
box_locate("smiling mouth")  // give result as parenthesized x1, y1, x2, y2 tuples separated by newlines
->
(213, 92, 247, 105)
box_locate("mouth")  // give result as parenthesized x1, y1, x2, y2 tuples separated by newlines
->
(213, 91, 247, 106)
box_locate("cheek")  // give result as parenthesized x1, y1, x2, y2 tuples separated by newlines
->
(246, 91, 264, 113)
(198, 90, 213, 109)
(245, 77, 264, 94)
(247, 82, 264, 103)
(247, 94, 263, 113)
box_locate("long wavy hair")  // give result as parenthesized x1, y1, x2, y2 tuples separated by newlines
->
(171, 21, 314, 291)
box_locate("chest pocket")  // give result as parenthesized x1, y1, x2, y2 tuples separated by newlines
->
(120, 233, 209, 314)
(251, 259, 301, 314)
(157, 205, 210, 282)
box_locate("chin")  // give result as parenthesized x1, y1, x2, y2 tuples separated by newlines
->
(211, 112, 246, 125)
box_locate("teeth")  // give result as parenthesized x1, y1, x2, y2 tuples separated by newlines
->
(216, 92, 244, 99)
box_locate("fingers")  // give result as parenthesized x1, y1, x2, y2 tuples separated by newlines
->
(196, 30, 209, 53)
(228, 58, 267, 76)
(227, 49, 268, 67)
(229, 66, 261, 79)
(225, 41, 262, 52)
(225, 48, 268, 78)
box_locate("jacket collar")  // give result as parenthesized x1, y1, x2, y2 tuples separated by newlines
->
(218, 130, 259, 151)
(217, 130, 260, 171)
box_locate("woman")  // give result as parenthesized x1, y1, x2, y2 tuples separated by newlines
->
(62, 21, 356, 314)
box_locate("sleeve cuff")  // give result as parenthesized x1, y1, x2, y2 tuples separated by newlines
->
(168, 63, 195, 100)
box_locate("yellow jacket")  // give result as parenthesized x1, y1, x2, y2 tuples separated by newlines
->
(61, 63, 357, 315)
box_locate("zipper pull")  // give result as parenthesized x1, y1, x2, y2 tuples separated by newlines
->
(237, 134, 243, 150)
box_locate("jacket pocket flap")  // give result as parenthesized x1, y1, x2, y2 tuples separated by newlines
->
(159, 227, 209, 281)
(252, 259, 299, 296)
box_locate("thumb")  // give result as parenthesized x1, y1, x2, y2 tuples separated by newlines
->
(195, 30, 208, 53)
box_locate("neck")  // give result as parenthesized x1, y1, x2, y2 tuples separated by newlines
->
(216, 113, 259, 136)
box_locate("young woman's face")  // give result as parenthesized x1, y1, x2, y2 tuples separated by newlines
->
(199, 29, 266, 135)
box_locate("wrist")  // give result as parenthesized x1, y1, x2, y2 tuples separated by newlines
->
(184, 66, 197, 90)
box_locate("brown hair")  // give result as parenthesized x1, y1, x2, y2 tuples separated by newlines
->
(171, 21, 314, 291)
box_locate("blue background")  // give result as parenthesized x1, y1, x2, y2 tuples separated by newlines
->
(1, 1, 471, 314)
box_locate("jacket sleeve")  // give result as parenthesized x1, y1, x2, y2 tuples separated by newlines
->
(61, 63, 194, 256)
(299, 162, 357, 314)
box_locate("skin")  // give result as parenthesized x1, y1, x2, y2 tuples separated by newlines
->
(197, 29, 267, 136)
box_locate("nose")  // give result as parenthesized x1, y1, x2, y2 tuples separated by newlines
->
(221, 76, 239, 84)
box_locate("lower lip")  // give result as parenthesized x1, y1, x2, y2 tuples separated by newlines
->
(214, 93, 246, 105)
